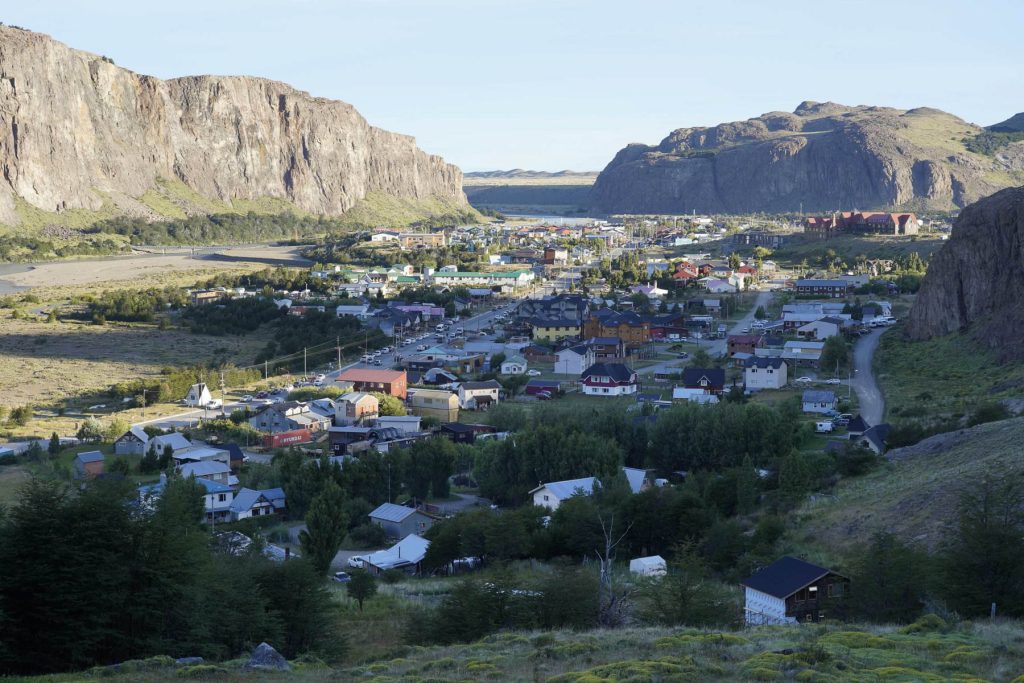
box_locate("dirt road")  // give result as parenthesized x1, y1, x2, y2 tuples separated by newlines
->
(852, 328, 887, 424)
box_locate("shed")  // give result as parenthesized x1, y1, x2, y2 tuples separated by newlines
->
(629, 555, 667, 577)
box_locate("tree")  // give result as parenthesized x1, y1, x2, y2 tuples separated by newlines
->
(689, 348, 712, 368)
(638, 544, 737, 627)
(728, 252, 741, 270)
(47, 432, 61, 457)
(8, 405, 32, 427)
(595, 514, 633, 627)
(844, 532, 928, 623)
(299, 480, 350, 576)
(373, 393, 407, 417)
(346, 570, 377, 611)
(104, 418, 129, 444)
(76, 417, 104, 443)
(159, 444, 174, 470)
(140, 442, 160, 474)
(754, 305, 766, 320)
(819, 335, 849, 375)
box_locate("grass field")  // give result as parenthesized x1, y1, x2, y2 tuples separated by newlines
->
(874, 328, 1024, 423)
(794, 416, 1024, 556)
(32, 616, 1024, 682)
(771, 233, 948, 265)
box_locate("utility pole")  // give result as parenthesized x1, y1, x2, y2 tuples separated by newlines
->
(140, 389, 147, 419)
(303, 347, 307, 379)
(219, 371, 227, 417)
(336, 336, 341, 369)
(264, 359, 269, 380)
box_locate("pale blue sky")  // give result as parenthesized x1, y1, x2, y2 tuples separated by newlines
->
(6, 0, 1022, 171)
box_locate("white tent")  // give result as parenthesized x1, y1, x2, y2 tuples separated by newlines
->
(629, 555, 667, 577)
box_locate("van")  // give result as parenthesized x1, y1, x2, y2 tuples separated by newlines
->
(435, 324, 445, 333)
(815, 421, 834, 433)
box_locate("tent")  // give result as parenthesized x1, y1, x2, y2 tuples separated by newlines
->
(629, 555, 667, 577)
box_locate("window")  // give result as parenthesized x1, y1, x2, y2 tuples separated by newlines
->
(218, 494, 227, 502)
(543, 494, 549, 501)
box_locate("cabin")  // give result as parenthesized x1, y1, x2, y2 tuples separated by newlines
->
(742, 556, 849, 625)
(114, 426, 150, 456)
(682, 368, 726, 394)
(73, 451, 105, 480)
(183, 383, 213, 408)
(368, 503, 438, 539)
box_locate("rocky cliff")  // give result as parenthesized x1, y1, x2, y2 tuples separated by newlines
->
(592, 102, 1024, 214)
(906, 186, 1024, 358)
(0, 26, 465, 227)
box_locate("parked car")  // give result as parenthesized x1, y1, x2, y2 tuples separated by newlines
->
(795, 376, 813, 384)
(332, 571, 351, 583)
(677, 352, 690, 359)
(255, 391, 269, 399)
(373, 359, 383, 366)
(526, 369, 542, 377)
(347, 555, 367, 569)
(240, 395, 254, 403)
(824, 378, 841, 385)
(205, 399, 223, 410)
(536, 390, 553, 400)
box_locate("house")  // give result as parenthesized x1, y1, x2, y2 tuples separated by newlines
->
(73, 451, 105, 480)
(586, 336, 626, 360)
(114, 426, 150, 456)
(530, 477, 599, 511)
(794, 279, 854, 299)
(622, 466, 651, 494)
(183, 382, 213, 408)
(555, 344, 596, 376)
(151, 432, 193, 455)
(580, 362, 639, 396)
(846, 414, 871, 439)
(439, 422, 497, 444)
(672, 387, 720, 404)
(782, 341, 826, 368)
(230, 487, 286, 520)
(362, 534, 431, 576)
(702, 278, 737, 294)
(171, 445, 231, 467)
(742, 556, 849, 625)
(500, 355, 528, 375)
(744, 357, 788, 390)
(248, 402, 331, 433)
(408, 389, 460, 422)
(336, 368, 408, 399)
(179, 460, 231, 486)
(802, 390, 838, 414)
(335, 392, 380, 426)
(524, 379, 561, 396)
(629, 282, 668, 299)
(630, 555, 667, 577)
(514, 294, 589, 324)
(223, 443, 246, 471)
(328, 425, 423, 456)
(530, 317, 581, 343)
(458, 380, 502, 410)
(728, 334, 764, 357)
(583, 312, 650, 347)
(682, 368, 726, 394)
(195, 478, 235, 524)
(797, 317, 843, 341)
(368, 502, 438, 539)
(372, 415, 423, 435)
(855, 423, 891, 455)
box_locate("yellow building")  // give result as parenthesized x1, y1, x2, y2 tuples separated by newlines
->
(408, 389, 460, 422)
(530, 318, 581, 343)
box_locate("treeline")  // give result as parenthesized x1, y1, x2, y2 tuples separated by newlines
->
(87, 212, 350, 246)
(199, 267, 335, 296)
(108, 365, 261, 404)
(0, 477, 346, 675)
(182, 298, 285, 335)
(254, 310, 383, 372)
(72, 287, 189, 323)
(0, 234, 128, 262)
(964, 130, 1024, 156)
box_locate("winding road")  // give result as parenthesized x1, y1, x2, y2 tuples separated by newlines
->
(851, 328, 887, 425)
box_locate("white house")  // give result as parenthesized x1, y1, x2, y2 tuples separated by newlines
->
(230, 487, 286, 520)
(797, 317, 843, 341)
(362, 534, 431, 576)
(336, 304, 372, 319)
(114, 426, 150, 456)
(802, 390, 838, 414)
(372, 415, 422, 434)
(457, 380, 502, 410)
(370, 231, 400, 243)
(530, 477, 599, 511)
(183, 383, 213, 407)
(741, 556, 849, 625)
(630, 555, 667, 577)
(179, 460, 231, 485)
(151, 432, 193, 455)
(555, 344, 596, 376)
(744, 357, 788, 390)
(671, 387, 720, 404)
(500, 355, 528, 375)
(702, 278, 738, 294)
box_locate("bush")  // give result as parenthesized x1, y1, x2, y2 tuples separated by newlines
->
(348, 522, 387, 549)
(967, 401, 1010, 427)
(381, 569, 405, 584)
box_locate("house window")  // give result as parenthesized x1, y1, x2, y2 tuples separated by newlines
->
(218, 494, 227, 502)
(543, 494, 549, 501)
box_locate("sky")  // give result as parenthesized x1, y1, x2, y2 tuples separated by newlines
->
(6, 0, 1023, 172)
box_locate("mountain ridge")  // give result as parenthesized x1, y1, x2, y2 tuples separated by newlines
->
(592, 101, 1024, 214)
(0, 25, 467, 228)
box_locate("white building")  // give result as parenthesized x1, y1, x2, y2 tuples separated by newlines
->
(183, 383, 213, 407)
(555, 344, 596, 376)
(500, 355, 528, 375)
(671, 387, 720, 404)
(802, 390, 838, 414)
(741, 556, 848, 625)
(744, 357, 788, 390)
(797, 317, 843, 341)
(529, 477, 599, 511)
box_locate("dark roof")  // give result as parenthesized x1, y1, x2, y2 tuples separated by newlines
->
(860, 423, 891, 451)
(741, 556, 839, 599)
(581, 362, 636, 383)
(461, 380, 502, 390)
(224, 444, 245, 463)
(847, 415, 871, 433)
(526, 379, 561, 388)
(682, 368, 726, 386)
(744, 357, 786, 369)
(441, 422, 477, 434)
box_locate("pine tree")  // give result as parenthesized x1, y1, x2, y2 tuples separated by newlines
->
(47, 432, 61, 456)
(299, 480, 349, 575)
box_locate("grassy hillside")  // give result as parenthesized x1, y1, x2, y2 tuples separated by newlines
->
(792, 417, 1024, 555)
(771, 233, 948, 264)
(28, 619, 1024, 681)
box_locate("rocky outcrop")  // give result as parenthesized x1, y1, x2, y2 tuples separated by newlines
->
(0, 26, 465, 226)
(906, 186, 1024, 358)
(592, 102, 1024, 214)
(244, 642, 290, 671)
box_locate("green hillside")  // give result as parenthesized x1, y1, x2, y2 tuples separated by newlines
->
(30, 619, 1024, 682)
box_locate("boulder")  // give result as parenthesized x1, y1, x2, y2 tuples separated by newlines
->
(244, 642, 290, 671)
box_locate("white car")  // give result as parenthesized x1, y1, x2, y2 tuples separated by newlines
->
(526, 369, 542, 377)
(347, 555, 367, 569)
(795, 376, 813, 384)
(824, 378, 841, 385)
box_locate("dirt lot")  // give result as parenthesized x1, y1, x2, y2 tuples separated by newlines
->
(0, 317, 270, 410)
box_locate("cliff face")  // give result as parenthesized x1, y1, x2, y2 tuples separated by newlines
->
(906, 186, 1024, 358)
(592, 102, 1024, 214)
(0, 26, 465, 226)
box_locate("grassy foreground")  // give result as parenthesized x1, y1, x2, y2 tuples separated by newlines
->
(25, 618, 1024, 682)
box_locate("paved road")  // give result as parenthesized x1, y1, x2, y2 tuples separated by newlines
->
(851, 328, 887, 425)
(705, 290, 773, 358)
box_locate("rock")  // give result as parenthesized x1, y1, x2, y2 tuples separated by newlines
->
(906, 186, 1024, 359)
(0, 26, 465, 227)
(591, 102, 1023, 214)
(175, 657, 204, 666)
(245, 642, 290, 671)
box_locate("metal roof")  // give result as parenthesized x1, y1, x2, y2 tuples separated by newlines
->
(369, 502, 418, 523)
(741, 556, 838, 599)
